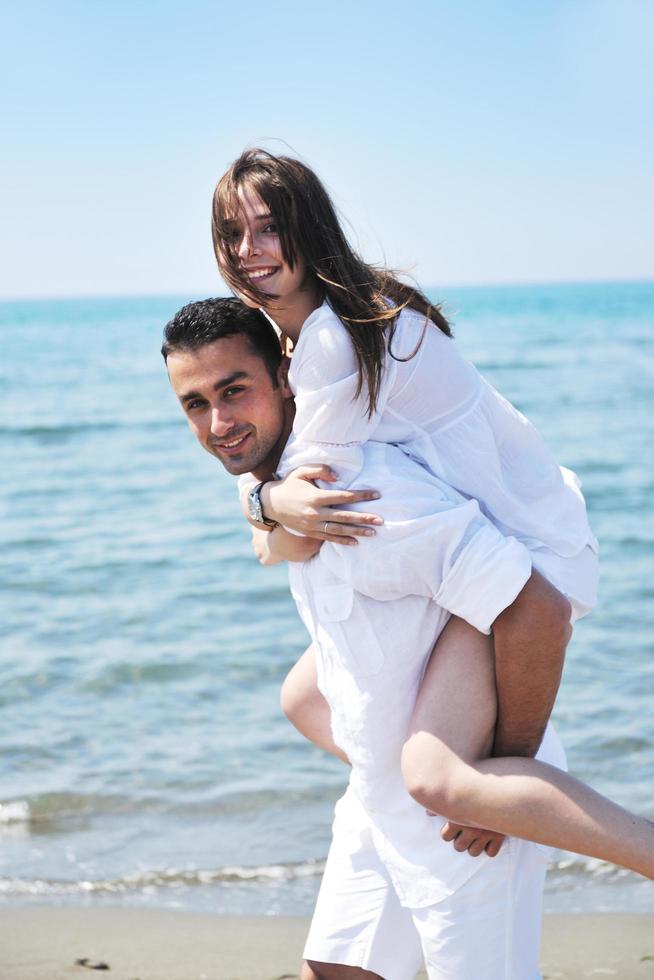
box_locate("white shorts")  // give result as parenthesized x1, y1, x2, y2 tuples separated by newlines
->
(304, 819, 548, 980)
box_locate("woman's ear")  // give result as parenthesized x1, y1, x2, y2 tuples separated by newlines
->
(278, 356, 293, 397)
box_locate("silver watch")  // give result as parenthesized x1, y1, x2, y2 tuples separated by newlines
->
(247, 481, 276, 527)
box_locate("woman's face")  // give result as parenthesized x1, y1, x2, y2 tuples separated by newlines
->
(221, 187, 308, 309)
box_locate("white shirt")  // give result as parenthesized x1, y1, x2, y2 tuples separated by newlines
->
(279, 301, 594, 558)
(287, 441, 566, 908)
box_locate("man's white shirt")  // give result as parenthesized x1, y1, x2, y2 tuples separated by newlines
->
(283, 442, 567, 907)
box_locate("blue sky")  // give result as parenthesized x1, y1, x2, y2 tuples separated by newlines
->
(2, 0, 652, 298)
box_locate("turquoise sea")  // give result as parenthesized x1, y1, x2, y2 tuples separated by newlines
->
(1, 282, 653, 916)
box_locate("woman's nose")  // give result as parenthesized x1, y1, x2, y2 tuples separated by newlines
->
(237, 227, 260, 260)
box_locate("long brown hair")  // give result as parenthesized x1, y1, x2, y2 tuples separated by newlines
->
(211, 148, 452, 416)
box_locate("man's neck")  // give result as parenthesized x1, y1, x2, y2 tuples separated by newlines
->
(250, 398, 295, 483)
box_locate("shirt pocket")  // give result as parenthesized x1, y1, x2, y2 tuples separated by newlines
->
(315, 583, 385, 678)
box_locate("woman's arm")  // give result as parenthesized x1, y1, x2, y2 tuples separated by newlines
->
(260, 467, 383, 543)
(239, 467, 382, 544)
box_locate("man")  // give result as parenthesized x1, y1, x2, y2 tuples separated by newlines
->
(162, 297, 571, 979)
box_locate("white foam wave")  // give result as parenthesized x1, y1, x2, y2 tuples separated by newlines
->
(0, 801, 31, 824)
(0, 859, 326, 896)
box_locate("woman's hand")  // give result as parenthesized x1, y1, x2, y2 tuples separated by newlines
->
(251, 525, 323, 566)
(260, 466, 383, 545)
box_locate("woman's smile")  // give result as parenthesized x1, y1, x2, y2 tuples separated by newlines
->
(243, 266, 280, 285)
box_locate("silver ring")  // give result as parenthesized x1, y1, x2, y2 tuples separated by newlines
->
(323, 521, 329, 534)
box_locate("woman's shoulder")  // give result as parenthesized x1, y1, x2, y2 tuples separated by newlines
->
(298, 299, 351, 344)
(397, 303, 453, 339)
(391, 304, 468, 366)
(290, 300, 357, 385)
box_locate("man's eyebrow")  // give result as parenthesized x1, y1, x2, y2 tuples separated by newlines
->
(179, 370, 248, 403)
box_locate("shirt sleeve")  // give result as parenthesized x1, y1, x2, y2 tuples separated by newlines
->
(321, 492, 532, 634)
(237, 473, 256, 495)
(278, 305, 395, 486)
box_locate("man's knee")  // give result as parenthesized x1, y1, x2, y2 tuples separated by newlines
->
(303, 961, 383, 980)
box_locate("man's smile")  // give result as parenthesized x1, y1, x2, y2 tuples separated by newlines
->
(211, 430, 252, 455)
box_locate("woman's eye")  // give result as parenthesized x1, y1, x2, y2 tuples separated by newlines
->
(263, 222, 277, 234)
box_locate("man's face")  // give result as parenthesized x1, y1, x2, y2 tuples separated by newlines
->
(167, 335, 291, 475)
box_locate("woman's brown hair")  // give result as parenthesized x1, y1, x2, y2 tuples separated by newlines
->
(211, 148, 452, 416)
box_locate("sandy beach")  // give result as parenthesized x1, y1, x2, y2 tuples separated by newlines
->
(1, 908, 653, 980)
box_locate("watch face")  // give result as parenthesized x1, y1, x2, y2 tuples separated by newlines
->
(248, 487, 263, 523)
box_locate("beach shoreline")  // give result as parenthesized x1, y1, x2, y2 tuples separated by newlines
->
(1, 907, 653, 979)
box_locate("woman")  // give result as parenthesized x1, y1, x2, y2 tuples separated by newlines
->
(210, 147, 654, 876)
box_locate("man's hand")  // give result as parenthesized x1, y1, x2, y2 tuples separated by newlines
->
(440, 819, 506, 858)
(261, 466, 383, 545)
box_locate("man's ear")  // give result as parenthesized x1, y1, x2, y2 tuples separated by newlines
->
(278, 356, 292, 397)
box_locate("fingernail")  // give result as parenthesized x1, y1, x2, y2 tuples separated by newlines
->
(369, 492, 381, 499)
(362, 529, 375, 536)
(371, 517, 384, 525)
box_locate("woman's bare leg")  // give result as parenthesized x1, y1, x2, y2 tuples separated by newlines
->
(281, 645, 350, 764)
(302, 962, 382, 980)
(405, 617, 506, 856)
(401, 618, 654, 878)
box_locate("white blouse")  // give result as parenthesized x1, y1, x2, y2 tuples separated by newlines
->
(279, 301, 594, 558)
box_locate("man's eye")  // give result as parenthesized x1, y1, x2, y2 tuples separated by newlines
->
(224, 386, 244, 398)
(187, 399, 205, 411)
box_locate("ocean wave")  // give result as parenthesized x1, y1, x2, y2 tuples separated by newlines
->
(547, 854, 637, 882)
(0, 801, 31, 824)
(10, 791, 161, 822)
(0, 784, 340, 824)
(0, 420, 180, 442)
(0, 859, 326, 896)
(0, 852, 641, 899)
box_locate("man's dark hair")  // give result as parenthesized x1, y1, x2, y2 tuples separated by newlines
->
(161, 297, 283, 385)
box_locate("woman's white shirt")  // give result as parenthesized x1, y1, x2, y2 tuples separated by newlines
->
(279, 300, 594, 558)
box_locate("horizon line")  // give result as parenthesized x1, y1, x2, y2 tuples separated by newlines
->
(1, 275, 653, 305)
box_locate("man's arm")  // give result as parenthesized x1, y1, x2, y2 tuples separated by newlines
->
(238, 471, 323, 564)
(239, 474, 278, 532)
(250, 525, 322, 566)
(491, 570, 572, 758)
